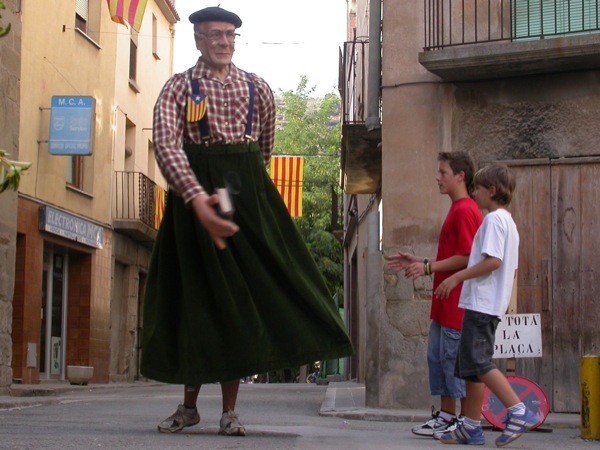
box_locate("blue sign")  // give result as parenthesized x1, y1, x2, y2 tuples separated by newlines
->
(48, 96, 95, 155)
(39, 206, 104, 249)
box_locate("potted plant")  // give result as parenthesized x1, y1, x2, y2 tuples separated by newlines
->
(66, 365, 94, 386)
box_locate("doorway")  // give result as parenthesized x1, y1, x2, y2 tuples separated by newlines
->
(136, 271, 147, 380)
(41, 247, 68, 380)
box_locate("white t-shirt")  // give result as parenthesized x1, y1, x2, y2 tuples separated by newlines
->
(458, 208, 519, 317)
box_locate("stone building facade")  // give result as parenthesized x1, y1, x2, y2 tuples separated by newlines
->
(6, 0, 176, 387)
(0, 0, 21, 391)
(342, 0, 600, 413)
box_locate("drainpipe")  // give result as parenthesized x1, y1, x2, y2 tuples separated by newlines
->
(365, 207, 381, 405)
(366, 0, 382, 132)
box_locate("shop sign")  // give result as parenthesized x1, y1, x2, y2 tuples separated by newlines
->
(48, 96, 94, 155)
(39, 206, 104, 249)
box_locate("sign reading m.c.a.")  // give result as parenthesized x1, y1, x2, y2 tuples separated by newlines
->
(493, 313, 542, 359)
(48, 96, 95, 155)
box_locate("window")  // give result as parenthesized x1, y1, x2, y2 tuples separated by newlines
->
(513, 0, 600, 40)
(75, 0, 89, 33)
(129, 29, 140, 92)
(75, 0, 101, 43)
(64, 111, 96, 193)
(67, 156, 84, 189)
(148, 140, 156, 180)
(152, 14, 160, 60)
(125, 118, 136, 173)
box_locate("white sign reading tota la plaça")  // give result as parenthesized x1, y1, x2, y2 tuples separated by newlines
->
(493, 313, 542, 359)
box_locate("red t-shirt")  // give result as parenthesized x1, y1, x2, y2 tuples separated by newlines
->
(430, 197, 483, 330)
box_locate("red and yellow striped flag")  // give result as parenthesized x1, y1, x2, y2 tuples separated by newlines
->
(107, 0, 148, 32)
(269, 156, 304, 218)
(154, 185, 166, 230)
(187, 94, 208, 122)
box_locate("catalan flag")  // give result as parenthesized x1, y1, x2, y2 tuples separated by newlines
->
(269, 156, 304, 218)
(154, 185, 166, 230)
(107, 0, 148, 32)
(187, 94, 208, 122)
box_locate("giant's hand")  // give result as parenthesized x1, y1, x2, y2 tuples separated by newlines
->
(190, 193, 239, 250)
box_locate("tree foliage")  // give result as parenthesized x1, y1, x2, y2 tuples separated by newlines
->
(0, 150, 31, 193)
(273, 76, 344, 303)
(0, 0, 11, 37)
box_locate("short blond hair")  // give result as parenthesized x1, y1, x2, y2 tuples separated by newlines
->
(474, 163, 516, 206)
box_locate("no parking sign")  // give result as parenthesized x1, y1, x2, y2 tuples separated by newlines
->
(482, 375, 550, 430)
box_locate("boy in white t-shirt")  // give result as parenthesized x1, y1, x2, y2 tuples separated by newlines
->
(435, 163, 540, 447)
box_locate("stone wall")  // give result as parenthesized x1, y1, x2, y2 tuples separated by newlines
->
(453, 72, 600, 162)
(0, 0, 21, 390)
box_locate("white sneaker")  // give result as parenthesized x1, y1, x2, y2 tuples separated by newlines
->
(411, 408, 454, 437)
(157, 404, 200, 433)
(219, 410, 246, 436)
(433, 415, 464, 439)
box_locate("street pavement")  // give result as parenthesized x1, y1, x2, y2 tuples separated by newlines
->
(0, 381, 596, 449)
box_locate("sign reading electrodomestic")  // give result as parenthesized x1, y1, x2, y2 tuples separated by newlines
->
(493, 313, 542, 359)
(39, 206, 104, 249)
(48, 96, 95, 155)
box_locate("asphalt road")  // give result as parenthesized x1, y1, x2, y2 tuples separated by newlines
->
(0, 383, 598, 449)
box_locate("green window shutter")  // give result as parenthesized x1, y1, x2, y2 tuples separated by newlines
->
(513, 0, 541, 39)
(513, 0, 599, 40)
(572, 0, 599, 30)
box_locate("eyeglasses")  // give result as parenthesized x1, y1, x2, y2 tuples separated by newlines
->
(198, 30, 239, 44)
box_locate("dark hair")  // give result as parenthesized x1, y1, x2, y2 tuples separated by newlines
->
(474, 163, 516, 206)
(437, 151, 476, 195)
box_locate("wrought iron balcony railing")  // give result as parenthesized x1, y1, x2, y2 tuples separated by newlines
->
(340, 40, 369, 125)
(424, 0, 600, 51)
(113, 171, 166, 231)
(339, 39, 382, 194)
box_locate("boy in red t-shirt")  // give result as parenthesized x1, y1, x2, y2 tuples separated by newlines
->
(387, 152, 482, 438)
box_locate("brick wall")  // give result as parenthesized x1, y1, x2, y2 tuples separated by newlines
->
(13, 198, 44, 384)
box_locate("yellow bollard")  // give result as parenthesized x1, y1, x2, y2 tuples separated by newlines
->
(581, 355, 600, 440)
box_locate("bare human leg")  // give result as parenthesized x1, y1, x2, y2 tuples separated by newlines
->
(219, 379, 245, 436)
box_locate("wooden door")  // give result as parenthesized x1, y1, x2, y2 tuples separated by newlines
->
(508, 157, 600, 413)
(508, 161, 553, 406)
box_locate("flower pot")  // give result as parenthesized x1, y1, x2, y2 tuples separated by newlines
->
(66, 365, 94, 385)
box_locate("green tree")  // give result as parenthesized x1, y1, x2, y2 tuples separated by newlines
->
(273, 76, 343, 303)
(0, 150, 31, 193)
(0, 0, 11, 37)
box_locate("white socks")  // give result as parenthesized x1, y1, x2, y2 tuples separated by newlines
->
(508, 402, 526, 416)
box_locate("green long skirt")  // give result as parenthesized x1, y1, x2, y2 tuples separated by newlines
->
(140, 142, 353, 384)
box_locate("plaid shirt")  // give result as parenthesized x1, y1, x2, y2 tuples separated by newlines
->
(153, 58, 276, 204)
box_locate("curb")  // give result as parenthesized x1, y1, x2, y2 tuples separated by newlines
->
(320, 382, 581, 430)
(0, 380, 583, 430)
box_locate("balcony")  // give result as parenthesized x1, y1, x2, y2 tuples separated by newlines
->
(113, 171, 166, 248)
(419, 0, 600, 81)
(340, 39, 382, 195)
